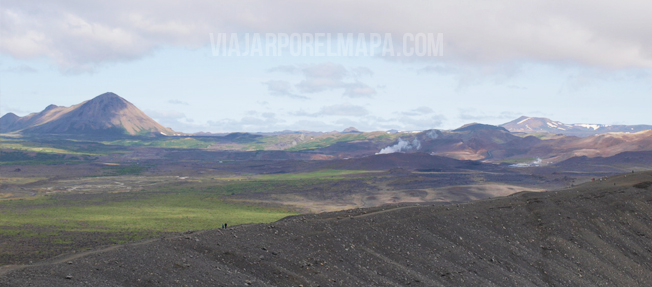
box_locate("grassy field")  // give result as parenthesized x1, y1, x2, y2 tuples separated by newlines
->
(0, 170, 371, 239)
(0, 177, 48, 185)
(285, 134, 365, 151)
(0, 187, 297, 264)
(0, 142, 87, 155)
(99, 164, 150, 176)
(0, 192, 294, 233)
(0, 136, 124, 156)
(104, 137, 215, 149)
(2, 131, 401, 156)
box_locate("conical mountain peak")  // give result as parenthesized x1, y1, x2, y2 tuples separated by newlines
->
(1, 93, 174, 136)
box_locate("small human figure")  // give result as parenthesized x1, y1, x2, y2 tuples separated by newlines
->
(224, 223, 228, 229)
(221, 223, 225, 229)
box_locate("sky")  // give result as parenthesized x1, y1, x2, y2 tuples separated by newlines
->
(1, 0, 651, 133)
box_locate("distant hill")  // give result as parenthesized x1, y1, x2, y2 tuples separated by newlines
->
(553, 150, 652, 173)
(372, 124, 538, 161)
(0, 113, 20, 131)
(454, 123, 509, 133)
(501, 116, 652, 136)
(0, 92, 174, 136)
(341, 127, 361, 133)
(538, 129, 652, 162)
(369, 122, 652, 164)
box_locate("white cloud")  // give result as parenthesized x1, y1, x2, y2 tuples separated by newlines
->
(292, 104, 369, 117)
(270, 62, 377, 98)
(263, 80, 307, 99)
(457, 109, 522, 123)
(395, 115, 446, 130)
(301, 63, 347, 80)
(207, 112, 287, 132)
(341, 82, 376, 98)
(146, 109, 186, 120)
(2, 1, 652, 70)
(187, 105, 446, 133)
(145, 109, 197, 131)
(419, 62, 523, 90)
(401, 106, 434, 116)
(351, 67, 374, 77)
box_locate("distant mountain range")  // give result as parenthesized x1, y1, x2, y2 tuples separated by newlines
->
(2, 94, 651, 164)
(0, 93, 174, 136)
(501, 116, 652, 136)
(367, 123, 652, 164)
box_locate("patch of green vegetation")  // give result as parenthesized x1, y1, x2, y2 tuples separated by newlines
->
(0, 151, 33, 161)
(143, 138, 213, 148)
(0, 151, 94, 165)
(0, 192, 295, 234)
(373, 133, 393, 140)
(0, 142, 90, 155)
(106, 137, 214, 148)
(105, 134, 267, 149)
(250, 144, 265, 151)
(0, 177, 48, 185)
(248, 134, 299, 148)
(286, 134, 368, 151)
(219, 133, 263, 143)
(1, 136, 131, 157)
(101, 165, 149, 176)
(0, 160, 88, 166)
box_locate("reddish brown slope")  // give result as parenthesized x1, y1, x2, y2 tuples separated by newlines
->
(0, 104, 79, 133)
(531, 130, 652, 163)
(4, 92, 173, 136)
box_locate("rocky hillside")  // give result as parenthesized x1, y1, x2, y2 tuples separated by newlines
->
(370, 123, 652, 164)
(373, 124, 539, 161)
(501, 116, 652, 137)
(2, 172, 652, 286)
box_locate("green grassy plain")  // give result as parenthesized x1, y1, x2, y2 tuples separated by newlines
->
(0, 187, 296, 264)
(0, 170, 372, 236)
(0, 192, 294, 234)
(0, 133, 388, 264)
(104, 137, 214, 149)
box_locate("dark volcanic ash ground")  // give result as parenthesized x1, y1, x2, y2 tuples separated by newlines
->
(2, 172, 652, 286)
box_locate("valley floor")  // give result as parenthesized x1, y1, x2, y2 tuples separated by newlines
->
(2, 171, 652, 286)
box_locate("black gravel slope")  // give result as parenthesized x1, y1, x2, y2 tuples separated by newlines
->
(2, 172, 652, 286)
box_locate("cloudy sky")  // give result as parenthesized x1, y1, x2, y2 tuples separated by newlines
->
(1, 0, 651, 133)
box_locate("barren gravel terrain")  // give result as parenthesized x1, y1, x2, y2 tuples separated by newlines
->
(2, 171, 652, 286)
